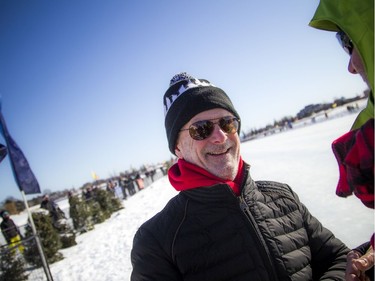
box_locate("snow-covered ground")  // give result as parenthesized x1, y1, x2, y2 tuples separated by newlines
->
(9, 102, 374, 280)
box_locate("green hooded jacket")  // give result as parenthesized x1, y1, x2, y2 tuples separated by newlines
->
(309, 0, 374, 130)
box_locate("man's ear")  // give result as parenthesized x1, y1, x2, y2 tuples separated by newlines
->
(175, 145, 183, 159)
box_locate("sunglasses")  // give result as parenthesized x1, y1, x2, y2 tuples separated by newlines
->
(336, 31, 353, 55)
(180, 116, 240, 140)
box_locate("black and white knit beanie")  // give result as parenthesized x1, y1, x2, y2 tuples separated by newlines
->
(163, 72, 241, 155)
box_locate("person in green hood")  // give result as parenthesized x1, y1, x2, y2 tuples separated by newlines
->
(310, 0, 373, 128)
(309, 1, 374, 280)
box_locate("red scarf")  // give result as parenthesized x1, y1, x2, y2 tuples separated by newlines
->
(168, 157, 244, 196)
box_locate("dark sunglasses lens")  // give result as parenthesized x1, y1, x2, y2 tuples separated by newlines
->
(336, 31, 353, 55)
(189, 120, 214, 140)
(188, 117, 239, 140)
(219, 117, 239, 134)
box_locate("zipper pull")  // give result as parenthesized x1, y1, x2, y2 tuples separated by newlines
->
(239, 196, 248, 212)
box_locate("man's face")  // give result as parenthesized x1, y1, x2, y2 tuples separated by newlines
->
(348, 48, 370, 88)
(175, 108, 240, 180)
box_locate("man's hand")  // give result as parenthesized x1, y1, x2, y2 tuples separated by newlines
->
(346, 247, 374, 281)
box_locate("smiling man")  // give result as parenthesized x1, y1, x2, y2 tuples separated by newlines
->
(130, 72, 350, 281)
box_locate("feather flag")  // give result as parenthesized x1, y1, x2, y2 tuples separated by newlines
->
(0, 109, 41, 194)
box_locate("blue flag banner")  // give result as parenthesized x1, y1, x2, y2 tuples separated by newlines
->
(0, 111, 41, 194)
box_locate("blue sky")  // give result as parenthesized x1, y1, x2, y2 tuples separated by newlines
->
(0, 0, 368, 201)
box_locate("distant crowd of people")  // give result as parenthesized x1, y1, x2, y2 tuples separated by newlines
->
(0, 166, 168, 253)
(83, 168, 167, 202)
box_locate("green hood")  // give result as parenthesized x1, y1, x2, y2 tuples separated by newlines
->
(309, 0, 374, 130)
